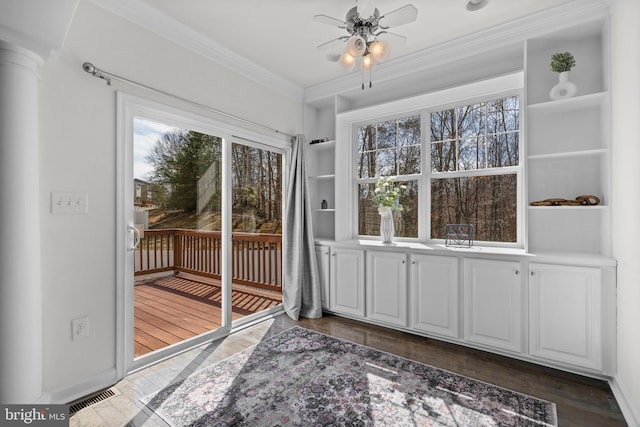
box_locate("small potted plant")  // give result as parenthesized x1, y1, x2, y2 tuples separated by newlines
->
(372, 176, 406, 243)
(550, 52, 576, 73)
(549, 51, 577, 100)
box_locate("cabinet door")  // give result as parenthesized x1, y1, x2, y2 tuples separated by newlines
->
(464, 259, 523, 353)
(410, 254, 459, 338)
(366, 250, 407, 327)
(330, 247, 365, 317)
(314, 245, 330, 309)
(529, 263, 602, 370)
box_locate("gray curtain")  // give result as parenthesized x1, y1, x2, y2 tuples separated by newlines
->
(283, 134, 322, 319)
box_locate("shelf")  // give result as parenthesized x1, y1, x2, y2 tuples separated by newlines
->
(528, 205, 607, 210)
(315, 209, 336, 212)
(309, 174, 335, 180)
(308, 140, 335, 151)
(527, 92, 607, 114)
(527, 148, 607, 161)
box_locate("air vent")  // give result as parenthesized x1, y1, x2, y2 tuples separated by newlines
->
(69, 388, 119, 414)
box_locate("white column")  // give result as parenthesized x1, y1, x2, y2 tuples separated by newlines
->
(0, 41, 43, 403)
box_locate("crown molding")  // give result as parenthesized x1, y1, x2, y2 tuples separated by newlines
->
(304, 0, 610, 105)
(90, 0, 304, 101)
(0, 0, 79, 61)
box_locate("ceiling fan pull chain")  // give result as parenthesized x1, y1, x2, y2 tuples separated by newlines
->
(369, 64, 373, 88)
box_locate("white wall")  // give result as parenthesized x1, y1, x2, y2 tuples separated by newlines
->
(38, 0, 302, 397)
(610, 0, 640, 424)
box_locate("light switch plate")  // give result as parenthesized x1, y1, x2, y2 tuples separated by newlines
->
(51, 192, 88, 214)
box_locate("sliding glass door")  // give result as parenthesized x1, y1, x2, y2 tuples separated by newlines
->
(131, 119, 225, 359)
(117, 94, 288, 375)
(230, 141, 284, 327)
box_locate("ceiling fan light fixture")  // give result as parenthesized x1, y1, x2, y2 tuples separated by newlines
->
(339, 52, 357, 71)
(361, 54, 375, 71)
(370, 40, 391, 62)
(347, 35, 367, 57)
(466, 0, 489, 12)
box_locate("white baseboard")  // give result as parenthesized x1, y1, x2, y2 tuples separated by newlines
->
(38, 368, 118, 405)
(610, 376, 640, 427)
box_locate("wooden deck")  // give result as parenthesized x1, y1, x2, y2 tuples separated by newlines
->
(134, 273, 282, 357)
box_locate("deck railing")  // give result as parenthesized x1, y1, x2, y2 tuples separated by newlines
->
(135, 229, 282, 292)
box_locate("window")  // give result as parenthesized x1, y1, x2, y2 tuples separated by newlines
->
(346, 83, 522, 246)
(356, 115, 421, 238)
(430, 96, 520, 243)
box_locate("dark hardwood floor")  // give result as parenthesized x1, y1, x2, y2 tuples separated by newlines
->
(293, 314, 626, 427)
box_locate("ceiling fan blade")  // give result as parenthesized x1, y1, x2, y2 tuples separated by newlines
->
(313, 14, 347, 28)
(377, 31, 407, 49)
(325, 53, 341, 62)
(317, 37, 349, 53)
(379, 4, 418, 28)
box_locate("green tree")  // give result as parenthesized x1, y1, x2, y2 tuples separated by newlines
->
(147, 130, 221, 212)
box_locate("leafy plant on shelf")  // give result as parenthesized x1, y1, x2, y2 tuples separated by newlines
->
(550, 52, 576, 73)
(373, 176, 406, 212)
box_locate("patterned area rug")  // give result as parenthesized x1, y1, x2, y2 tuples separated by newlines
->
(141, 326, 557, 426)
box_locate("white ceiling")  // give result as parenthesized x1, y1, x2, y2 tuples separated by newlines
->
(135, 0, 576, 90)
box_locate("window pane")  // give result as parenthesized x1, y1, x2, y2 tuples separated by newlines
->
(431, 141, 456, 172)
(397, 116, 421, 146)
(431, 95, 520, 172)
(357, 125, 375, 153)
(376, 121, 396, 149)
(375, 148, 397, 176)
(357, 150, 375, 178)
(457, 103, 485, 139)
(357, 115, 421, 178)
(430, 174, 517, 242)
(458, 137, 485, 170)
(487, 132, 519, 167)
(358, 181, 418, 238)
(487, 96, 519, 133)
(398, 146, 421, 175)
(431, 109, 455, 142)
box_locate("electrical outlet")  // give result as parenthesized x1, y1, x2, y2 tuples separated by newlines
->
(72, 317, 89, 340)
(52, 192, 88, 214)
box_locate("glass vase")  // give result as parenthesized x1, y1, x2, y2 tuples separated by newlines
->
(378, 206, 395, 243)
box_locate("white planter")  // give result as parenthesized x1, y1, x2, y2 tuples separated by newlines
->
(549, 71, 577, 100)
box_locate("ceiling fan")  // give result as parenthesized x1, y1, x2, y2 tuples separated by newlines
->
(314, 0, 418, 89)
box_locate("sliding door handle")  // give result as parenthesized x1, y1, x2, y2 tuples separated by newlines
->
(128, 224, 141, 251)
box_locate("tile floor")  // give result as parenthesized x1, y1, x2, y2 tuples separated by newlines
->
(70, 315, 297, 426)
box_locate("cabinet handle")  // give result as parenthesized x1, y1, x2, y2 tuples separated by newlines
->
(412, 261, 416, 265)
(402, 260, 405, 264)
(515, 270, 520, 275)
(531, 271, 535, 276)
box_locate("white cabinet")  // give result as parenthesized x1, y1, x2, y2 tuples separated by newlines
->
(366, 250, 408, 327)
(410, 254, 459, 338)
(315, 244, 330, 309)
(464, 259, 524, 353)
(330, 247, 365, 316)
(529, 263, 603, 371)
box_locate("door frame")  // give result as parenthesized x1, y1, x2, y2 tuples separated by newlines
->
(115, 92, 290, 378)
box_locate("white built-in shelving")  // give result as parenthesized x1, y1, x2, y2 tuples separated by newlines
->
(525, 21, 611, 256)
(307, 140, 336, 240)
